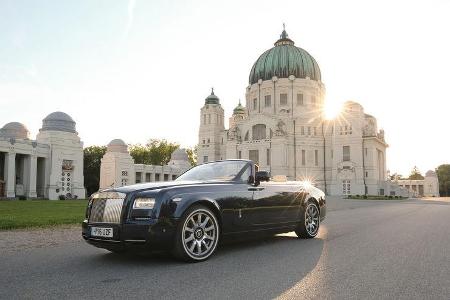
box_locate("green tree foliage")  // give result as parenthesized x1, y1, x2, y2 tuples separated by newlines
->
(408, 166, 424, 180)
(436, 164, 450, 196)
(83, 146, 107, 196)
(129, 139, 179, 165)
(186, 145, 198, 166)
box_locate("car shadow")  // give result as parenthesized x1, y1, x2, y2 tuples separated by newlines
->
(85, 231, 325, 298)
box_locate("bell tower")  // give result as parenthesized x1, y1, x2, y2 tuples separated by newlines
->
(197, 88, 225, 164)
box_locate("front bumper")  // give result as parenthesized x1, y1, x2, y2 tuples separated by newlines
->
(82, 218, 178, 252)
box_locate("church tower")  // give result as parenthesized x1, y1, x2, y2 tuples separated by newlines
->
(197, 89, 225, 164)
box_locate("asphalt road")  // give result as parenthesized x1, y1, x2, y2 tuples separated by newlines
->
(1, 197, 450, 299)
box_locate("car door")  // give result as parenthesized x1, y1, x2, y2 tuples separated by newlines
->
(249, 182, 303, 228)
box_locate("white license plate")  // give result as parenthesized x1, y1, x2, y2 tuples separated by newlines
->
(91, 227, 113, 238)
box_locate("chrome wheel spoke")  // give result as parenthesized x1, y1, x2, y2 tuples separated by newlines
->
(205, 225, 214, 232)
(200, 216, 210, 228)
(185, 234, 194, 243)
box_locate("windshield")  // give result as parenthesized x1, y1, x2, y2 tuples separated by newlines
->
(176, 160, 251, 182)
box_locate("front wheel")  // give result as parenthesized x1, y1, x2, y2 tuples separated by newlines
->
(172, 205, 220, 262)
(295, 201, 320, 238)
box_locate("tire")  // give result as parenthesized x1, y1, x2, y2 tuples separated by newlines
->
(295, 200, 320, 239)
(172, 205, 220, 262)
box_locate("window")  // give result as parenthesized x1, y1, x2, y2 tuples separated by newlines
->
(264, 95, 271, 107)
(249, 150, 259, 164)
(365, 171, 368, 177)
(365, 148, 368, 156)
(343, 146, 350, 161)
(314, 150, 319, 166)
(331, 150, 333, 158)
(239, 165, 251, 182)
(266, 149, 271, 165)
(244, 131, 249, 141)
(155, 173, 160, 181)
(203, 156, 208, 163)
(121, 179, 128, 186)
(146, 173, 151, 182)
(221, 137, 223, 145)
(208, 114, 211, 124)
(203, 114, 206, 125)
(297, 94, 304, 106)
(172, 175, 177, 180)
(202, 139, 205, 144)
(207, 138, 210, 143)
(301, 126, 305, 135)
(135, 172, 142, 183)
(164, 174, 169, 181)
(121, 171, 128, 176)
(280, 93, 288, 106)
(253, 98, 257, 110)
(311, 96, 316, 107)
(301, 150, 306, 166)
(308, 127, 311, 135)
(314, 127, 317, 136)
(343, 180, 351, 195)
(252, 124, 266, 140)
(238, 151, 242, 159)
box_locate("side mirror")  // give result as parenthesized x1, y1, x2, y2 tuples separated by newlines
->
(255, 171, 271, 183)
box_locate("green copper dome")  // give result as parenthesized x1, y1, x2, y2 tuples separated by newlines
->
(205, 88, 220, 105)
(249, 28, 321, 84)
(233, 100, 246, 115)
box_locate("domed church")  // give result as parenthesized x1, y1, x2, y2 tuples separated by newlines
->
(0, 112, 85, 199)
(198, 27, 405, 196)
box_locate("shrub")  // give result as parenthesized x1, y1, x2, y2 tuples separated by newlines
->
(363, 195, 368, 199)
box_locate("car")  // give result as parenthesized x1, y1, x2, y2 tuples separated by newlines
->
(82, 159, 326, 262)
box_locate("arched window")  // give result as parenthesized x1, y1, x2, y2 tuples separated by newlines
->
(252, 124, 266, 140)
(244, 131, 249, 141)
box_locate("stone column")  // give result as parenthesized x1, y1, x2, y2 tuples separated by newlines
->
(5, 152, 16, 198)
(27, 155, 37, 198)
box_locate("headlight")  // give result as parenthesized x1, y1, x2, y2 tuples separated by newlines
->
(133, 198, 156, 209)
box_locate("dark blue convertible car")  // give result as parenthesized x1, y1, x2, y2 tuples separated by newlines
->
(82, 159, 326, 262)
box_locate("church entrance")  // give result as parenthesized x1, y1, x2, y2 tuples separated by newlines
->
(249, 150, 259, 165)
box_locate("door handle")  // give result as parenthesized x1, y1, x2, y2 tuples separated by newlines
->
(248, 187, 265, 191)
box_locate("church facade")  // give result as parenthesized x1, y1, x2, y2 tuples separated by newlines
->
(0, 112, 85, 200)
(198, 28, 405, 196)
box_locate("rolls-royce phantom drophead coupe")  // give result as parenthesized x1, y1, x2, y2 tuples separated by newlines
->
(82, 159, 326, 262)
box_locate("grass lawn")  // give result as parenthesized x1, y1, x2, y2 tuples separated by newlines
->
(0, 200, 88, 230)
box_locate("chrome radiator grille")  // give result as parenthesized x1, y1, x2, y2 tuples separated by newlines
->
(89, 198, 124, 224)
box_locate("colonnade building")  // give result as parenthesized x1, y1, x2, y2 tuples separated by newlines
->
(0, 112, 85, 200)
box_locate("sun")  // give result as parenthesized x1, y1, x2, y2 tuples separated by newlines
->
(324, 101, 343, 120)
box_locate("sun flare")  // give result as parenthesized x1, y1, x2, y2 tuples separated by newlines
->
(324, 101, 343, 120)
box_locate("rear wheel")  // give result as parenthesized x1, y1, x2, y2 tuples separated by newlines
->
(172, 205, 219, 262)
(295, 201, 320, 238)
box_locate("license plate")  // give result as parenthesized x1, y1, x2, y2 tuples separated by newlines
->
(91, 227, 113, 238)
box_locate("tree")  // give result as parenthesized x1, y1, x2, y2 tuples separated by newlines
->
(436, 164, 450, 196)
(186, 145, 198, 166)
(129, 139, 179, 166)
(390, 173, 403, 181)
(83, 146, 107, 197)
(408, 166, 424, 180)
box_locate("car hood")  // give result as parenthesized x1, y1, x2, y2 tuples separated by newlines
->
(107, 180, 206, 193)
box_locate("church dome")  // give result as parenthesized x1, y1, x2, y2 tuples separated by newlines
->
(0, 122, 30, 139)
(205, 88, 220, 105)
(249, 27, 321, 85)
(425, 170, 437, 177)
(41, 111, 76, 133)
(107, 139, 128, 153)
(233, 101, 246, 115)
(170, 148, 189, 161)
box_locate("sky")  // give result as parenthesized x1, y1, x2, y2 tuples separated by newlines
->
(0, 0, 449, 176)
